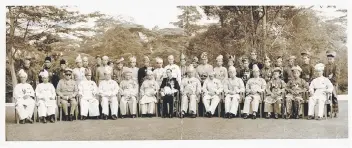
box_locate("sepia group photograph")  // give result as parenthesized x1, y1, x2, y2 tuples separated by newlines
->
(1, 0, 350, 147)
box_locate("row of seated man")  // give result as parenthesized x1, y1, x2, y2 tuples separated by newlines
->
(13, 58, 333, 124)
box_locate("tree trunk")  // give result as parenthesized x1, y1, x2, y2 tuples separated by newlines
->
(7, 7, 18, 103)
(250, 6, 255, 48)
(262, 6, 267, 60)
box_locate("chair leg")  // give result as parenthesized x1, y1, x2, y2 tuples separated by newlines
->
(325, 104, 328, 120)
(15, 109, 19, 124)
(34, 107, 38, 123)
(196, 103, 199, 117)
(155, 103, 158, 117)
(59, 108, 62, 121)
(259, 103, 262, 118)
(302, 103, 305, 119)
(218, 102, 221, 117)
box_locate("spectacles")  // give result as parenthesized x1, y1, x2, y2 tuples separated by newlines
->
(65, 74, 71, 76)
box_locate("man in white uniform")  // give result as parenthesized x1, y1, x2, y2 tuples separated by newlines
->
(119, 69, 139, 118)
(36, 70, 57, 123)
(164, 55, 181, 84)
(14, 69, 35, 124)
(202, 71, 223, 117)
(243, 64, 266, 119)
(73, 54, 86, 85)
(214, 55, 228, 82)
(153, 57, 166, 87)
(223, 66, 245, 119)
(99, 66, 119, 120)
(181, 65, 201, 118)
(196, 52, 214, 84)
(78, 69, 100, 120)
(308, 63, 334, 120)
(139, 70, 159, 117)
(128, 56, 139, 83)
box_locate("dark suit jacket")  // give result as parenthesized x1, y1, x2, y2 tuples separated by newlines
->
(137, 66, 154, 87)
(159, 77, 180, 94)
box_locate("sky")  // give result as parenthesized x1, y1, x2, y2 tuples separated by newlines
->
(69, 5, 347, 30)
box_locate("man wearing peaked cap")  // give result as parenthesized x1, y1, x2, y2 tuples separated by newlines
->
(196, 52, 213, 84)
(238, 56, 251, 85)
(261, 55, 273, 83)
(264, 67, 286, 119)
(308, 63, 334, 120)
(77, 68, 100, 120)
(138, 56, 154, 87)
(274, 54, 284, 80)
(202, 70, 223, 117)
(113, 57, 128, 85)
(324, 49, 339, 117)
(14, 69, 35, 124)
(223, 65, 245, 119)
(249, 50, 263, 71)
(243, 64, 266, 119)
(300, 51, 314, 83)
(56, 67, 79, 121)
(180, 64, 201, 118)
(119, 68, 139, 118)
(36, 69, 57, 123)
(73, 54, 86, 85)
(285, 65, 308, 119)
(283, 55, 297, 83)
(214, 55, 228, 82)
(52, 59, 67, 88)
(98, 65, 119, 120)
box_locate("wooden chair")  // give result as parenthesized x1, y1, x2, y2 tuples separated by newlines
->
(34, 96, 58, 122)
(302, 91, 332, 119)
(57, 96, 79, 121)
(14, 97, 37, 124)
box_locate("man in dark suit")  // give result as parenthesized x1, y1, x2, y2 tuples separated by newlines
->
(138, 56, 154, 87)
(160, 69, 180, 118)
(324, 50, 339, 117)
(249, 50, 263, 70)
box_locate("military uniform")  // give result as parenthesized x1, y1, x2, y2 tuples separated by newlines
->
(283, 56, 297, 83)
(180, 66, 201, 117)
(138, 56, 154, 87)
(243, 65, 266, 119)
(153, 57, 166, 87)
(196, 52, 213, 84)
(202, 72, 223, 116)
(36, 70, 57, 123)
(264, 68, 286, 118)
(223, 66, 245, 117)
(238, 57, 252, 85)
(99, 69, 119, 119)
(56, 69, 78, 120)
(323, 50, 339, 115)
(52, 59, 67, 88)
(214, 55, 228, 82)
(14, 69, 35, 122)
(164, 55, 182, 84)
(285, 66, 308, 118)
(119, 71, 139, 117)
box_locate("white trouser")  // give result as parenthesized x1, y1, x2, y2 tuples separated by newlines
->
(80, 98, 100, 117)
(243, 94, 261, 114)
(202, 95, 220, 115)
(120, 96, 137, 115)
(141, 103, 155, 114)
(225, 94, 240, 115)
(181, 94, 197, 114)
(15, 98, 35, 120)
(101, 96, 118, 116)
(308, 94, 327, 117)
(37, 99, 57, 117)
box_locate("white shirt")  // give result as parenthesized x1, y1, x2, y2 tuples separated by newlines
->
(153, 67, 166, 87)
(35, 83, 56, 100)
(99, 79, 119, 97)
(78, 80, 98, 99)
(309, 76, 334, 95)
(73, 67, 86, 82)
(14, 83, 35, 100)
(223, 77, 245, 95)
(202, 78, 223, 96)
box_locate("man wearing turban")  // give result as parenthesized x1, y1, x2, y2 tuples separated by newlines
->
(36, 70, 57, 123)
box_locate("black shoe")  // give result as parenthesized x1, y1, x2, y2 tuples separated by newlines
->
(132, 115, 136, 118)
(286, 114, 291, 119)
(307, 115, 314, 120)
(148, 114, 152, 118)
(228, 113, 233, 119)
(334, 113, 338, 118)
(265, 113, 271, 119)
(64, 115, 68, 121)
(169, 114, 173, 118)
(26, 118, 34, 124)
(20, 120, 25, 124)
(50, 115, 55, 123)
(243, 114, 248, 119)
(112, 115, 117, 120)
(316, 116, 322, 120)
(295, 114, 300, 119)
(81, 116, 86, 120)
(104, 115, 108, 120)
(224, 113, 229, 118)
(274, 114, 279, 119)
(42, 117, 47, 123)
(207, 112, 212, 118)
(191, 114, 196, 118)
(252, 112, 257, 119)
(121, 115, 125, 119)
(180, 113, 184, 118)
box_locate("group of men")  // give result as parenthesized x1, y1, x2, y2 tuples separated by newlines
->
(13, 49, 339, 124)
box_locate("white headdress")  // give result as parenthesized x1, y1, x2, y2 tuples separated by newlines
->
(82, 56, 88, 62)
(216, 55, 223, 61)
(252, 64, 260, 72)
(155, 57, 163, 63)
(168, 55, 174, 59)
(102, 56, 109, 60)
(129, 56, 136, 62)
(228, 66, 236, 72)
(104, 66, 113, 75)
(75, 54, 82, 63)
(314, 63, 325, 71)
(18, 69, 27, 78)
(39, 69, 49, 78)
